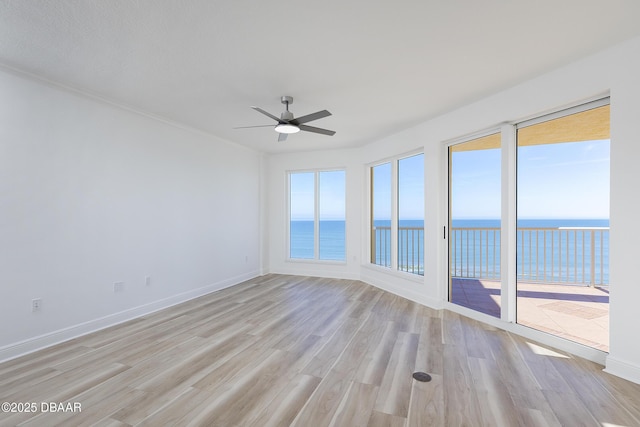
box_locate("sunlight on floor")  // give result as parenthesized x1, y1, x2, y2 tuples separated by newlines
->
(525, 341, 570, 359)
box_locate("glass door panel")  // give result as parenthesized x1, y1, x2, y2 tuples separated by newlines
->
(516, 102, 610, 351)
(449, 133, 501, 317)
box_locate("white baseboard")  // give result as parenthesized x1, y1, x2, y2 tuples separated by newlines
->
(604, 355, 640, 385)
(360, 268, 443, 310)
(0, 271, 259, 364)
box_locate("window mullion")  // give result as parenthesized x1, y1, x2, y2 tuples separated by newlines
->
(391, 160, 399, 270)
(501, 123, 517, 323)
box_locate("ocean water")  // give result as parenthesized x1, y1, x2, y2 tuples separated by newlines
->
(290, 220, 346, 261)
(291, 219, 609, 284)
(451, 219, 609, 284)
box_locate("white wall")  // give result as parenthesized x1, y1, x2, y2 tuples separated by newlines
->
(0, 69, 262, 360)
(265, 35, 640, 383)
(605, 37, 640, 384)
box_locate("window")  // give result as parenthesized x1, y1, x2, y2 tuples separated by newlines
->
(289, 170, 346, 261)
(370, 153, 424, 275)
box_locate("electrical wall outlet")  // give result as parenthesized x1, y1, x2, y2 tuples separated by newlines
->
(145, 276, 151, 286)
(114, 282, 124, 293)
(32, 298, 42, 312)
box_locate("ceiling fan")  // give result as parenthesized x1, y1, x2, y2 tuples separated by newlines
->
(235, 96, 335, 141)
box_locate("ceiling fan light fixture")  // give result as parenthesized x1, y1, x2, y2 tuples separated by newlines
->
(274, 123, 300, 134)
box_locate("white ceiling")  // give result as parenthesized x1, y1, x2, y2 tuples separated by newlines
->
(2, 1, 640, 154)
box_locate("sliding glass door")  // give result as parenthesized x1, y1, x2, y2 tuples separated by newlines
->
(447, 99, 610, 351)
(516, 101, 610, 351)
(448, 133, 502, 318)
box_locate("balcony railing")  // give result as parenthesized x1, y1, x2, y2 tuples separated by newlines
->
(371, 226, 424, 275)
(450, 226, 609, 286)
(371, 225, 609, 285)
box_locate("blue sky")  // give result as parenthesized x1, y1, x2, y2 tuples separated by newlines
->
(451, 139, 610, 219)
(290, 170, 345, 221)
(291, 139, 609, 222)
(398, 154, 425, 220)
(372, 154, 425, 221)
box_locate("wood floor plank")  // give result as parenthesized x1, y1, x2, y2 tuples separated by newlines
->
(442, 344, 484, 426)
(467, 357, 523, 427)
(374, 331, 419, 417)
(291, 370, 353, 426)
(548, 354, 640, 426)
(588, 366, 640, 422)
(135, 387, 211, 427)
(248, 374, 321, 427)
(0, 274, 638, 426)
(406, 373, 444, 427)
(414, 313, 443, 376)
(301, 315, 365, 378)
(180, 349, 297, 426)
(367, 410, 407, 427)
(329, 381, 379, 427)
(542, 389, 600, 427)
(353, 320, 401, 386)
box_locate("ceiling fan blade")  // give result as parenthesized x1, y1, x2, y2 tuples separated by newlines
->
(290, 110, 331, 125)
(298, 124, 336, 136)
(251, 106, 282, 122)
(233, 124, 275, 129)
(278, 132, 288, 142)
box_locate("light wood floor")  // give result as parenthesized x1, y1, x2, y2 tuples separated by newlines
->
(1, 274, 639, 426)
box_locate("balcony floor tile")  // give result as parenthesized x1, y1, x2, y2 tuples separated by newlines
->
(450, 278, 609, 351)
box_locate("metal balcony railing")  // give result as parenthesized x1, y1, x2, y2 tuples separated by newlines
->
(371, 226, 424, 275)
(449, 226, 609, 286)
(371, 225, 609, 285)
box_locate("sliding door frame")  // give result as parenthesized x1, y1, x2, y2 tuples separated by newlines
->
(443, 95, 610, 363)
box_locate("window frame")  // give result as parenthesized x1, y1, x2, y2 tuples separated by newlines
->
(442, 96, 610, 355)
(286, 168, 347, 263)
(368, 149, 425, 276)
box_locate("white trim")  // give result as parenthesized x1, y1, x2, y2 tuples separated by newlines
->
(366, 147, 424, 169)
(286, 169, 348, 262)
(364, 163, 373, 268)
(443, 126, 503, 148)
(604, 355, 640, 385)
(368, 151, 426, 275)
(501, 123, 517, 323)
(0, 271, 260, 364)
(270, 268, 360, 282)
(361, 262, 425, 285)
(286, 171, 292, 261)
(285, 258, 347, 266)
(440, 141, 450, 305)
(515, 96, 610, 129)
(361, 269, 442, 310)
(0, 62, 258, 155)
(314, 172, 320, 258)
(390, 159, 399, 270)
(439, 104, 613, 365)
